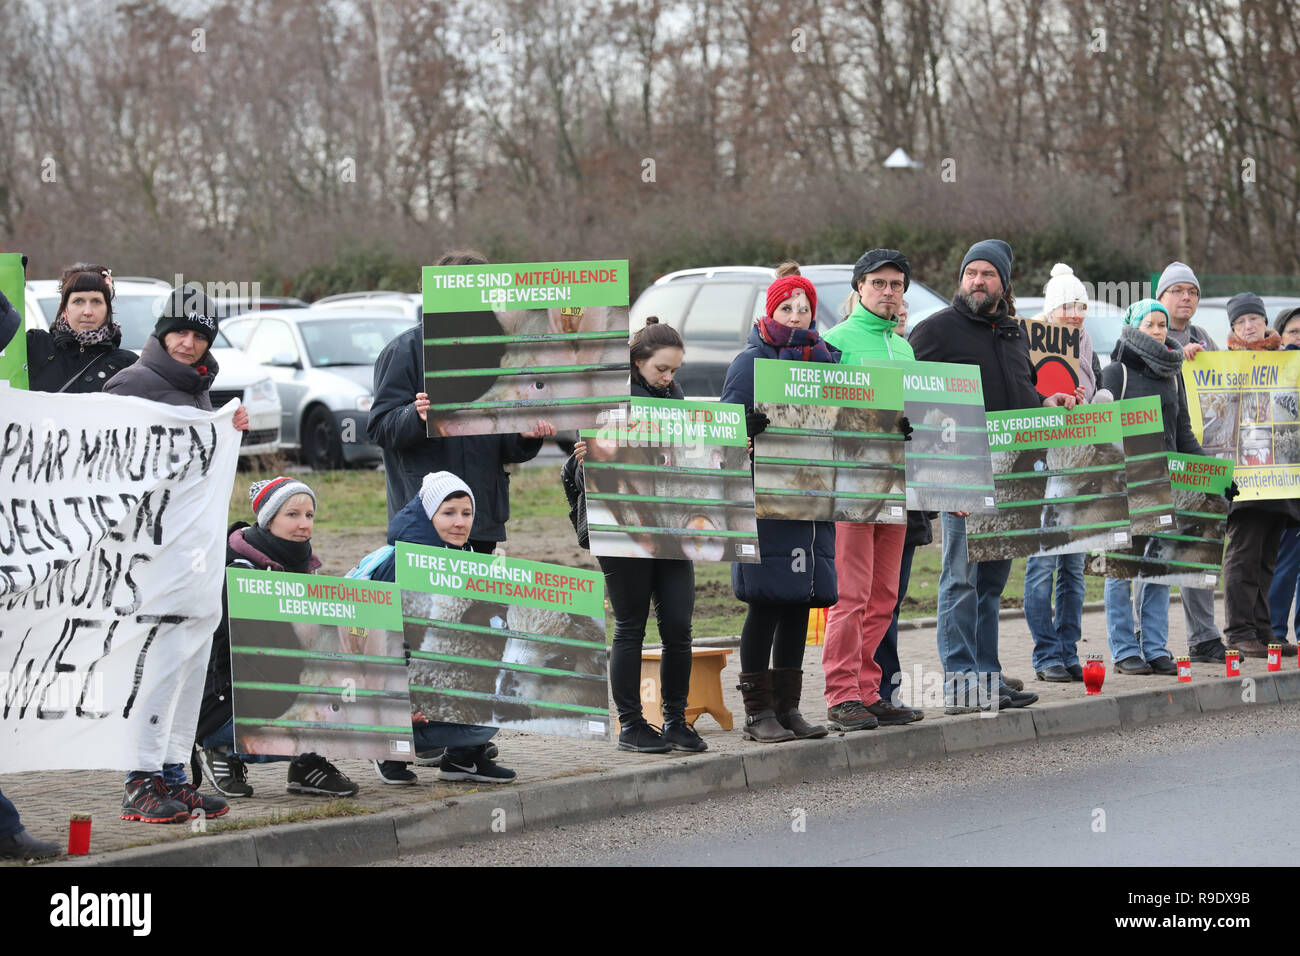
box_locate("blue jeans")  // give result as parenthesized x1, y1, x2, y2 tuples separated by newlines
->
(0, 787, 21, 838)
(1024, 553, 1085, 671)
(1268, 528, 1300, 642)
(201, 718, 292, 764)
(1105, 577, 1170, 662)
(125, 764, 187, 787)
(938, 513, 1011, 699)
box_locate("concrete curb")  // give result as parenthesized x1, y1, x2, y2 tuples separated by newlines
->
(69, 674, 1295, 867)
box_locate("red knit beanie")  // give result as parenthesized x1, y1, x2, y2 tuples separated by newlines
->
(765, 275, 817, 320)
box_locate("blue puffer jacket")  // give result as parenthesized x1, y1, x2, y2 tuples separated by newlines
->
(372, 493, 471, 582)
(720, 324, 839, 607)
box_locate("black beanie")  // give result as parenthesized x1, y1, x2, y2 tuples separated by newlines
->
(852, 248, 911, 293)
(1227, 292, 1267, 327)
(154, 284, 219, 343)
(960, 239, 1013, 290)
(1275, 306, 1300, 336)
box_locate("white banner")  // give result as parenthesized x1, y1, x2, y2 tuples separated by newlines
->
(0, 390, 240, 771)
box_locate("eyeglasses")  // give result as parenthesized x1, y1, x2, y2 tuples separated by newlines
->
(1056, 303, 1088, 316)
(867, 278, 905, 292)
(1166, 286, 1199, 299)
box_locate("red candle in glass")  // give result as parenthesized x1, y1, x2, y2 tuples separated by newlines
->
(1083, 655, 1105, 695)
(1176, 656, 1192, 682)
(1268, 645, 1282, 671)
(1225, 649, 1240, 677)
(68, 813, 91, 856)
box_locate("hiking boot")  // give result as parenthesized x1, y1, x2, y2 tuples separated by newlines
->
(617, 719, 673, 753)
(373, 760, 418, 785)
(438, 745, 517, 784)
(1227, 638, 1270, 659)
(0, 827, 60, 860)
(168, 782, 230, 819)
(737, 671, 797, 742)
(826, 699, 879, 732)
(771, 667, 828, 739)
(865, 698, 920, 726)
(1187, 639, 1227, 663)
(287, 754, 359, 797)
(662, 717, 708, 753)
(196, 746, 253, 798)
(121, 777, 190, 824)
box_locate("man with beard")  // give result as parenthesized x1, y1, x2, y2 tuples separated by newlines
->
(1155, 261, 1230, 664)
(909, 239, 1076, 713)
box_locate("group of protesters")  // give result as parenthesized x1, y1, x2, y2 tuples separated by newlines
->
(3, 242, 1297, 860)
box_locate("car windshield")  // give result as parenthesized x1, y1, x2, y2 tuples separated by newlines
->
(39, 293, 233, 349)
(299, 318, 414, 367)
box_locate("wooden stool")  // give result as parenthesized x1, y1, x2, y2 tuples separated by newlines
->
(635, 647, 734, 731)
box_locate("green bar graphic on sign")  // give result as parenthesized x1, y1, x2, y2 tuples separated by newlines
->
(422, 260, 629, 313)
(584, 398, 747, 447)
(1168, 452, 1233, 496)
(984, 405, 1123, 450)
(753, 358, 904, 408)
(225, 568, 401, 630)
(1117, 395, 1163, 437)
(900, 361, 987, 406)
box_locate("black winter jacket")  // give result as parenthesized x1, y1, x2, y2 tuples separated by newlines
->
(26, 323, 137, 393)
(104, 334, 216, 409)
(909, 296, 1042, 413)
(1101, 336, 1203, 456)
(367, 325, 543, 540)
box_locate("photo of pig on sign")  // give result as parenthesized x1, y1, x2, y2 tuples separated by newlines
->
(752, 358, 907, 523)
(421, 260, 631, 436)
(582, 398, 760, 562)
(225, 569, 417, 762)
(1114, 396, 1175, 534)
(397, 543, 610, 740)
(1088, 452, 1233, 588)
(898, 360, 997, 513)
(966, 405, 1129, 562)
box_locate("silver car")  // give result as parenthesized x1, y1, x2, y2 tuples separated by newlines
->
(222, 297, 420, 469)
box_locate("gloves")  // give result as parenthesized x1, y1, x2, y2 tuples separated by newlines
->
(1225, 480, 1240, 502)
(898, 415, 913, 441)
(746, 409, 770, 438)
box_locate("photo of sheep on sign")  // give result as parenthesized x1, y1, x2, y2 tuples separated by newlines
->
(1115, 396, 1175, 534)
(1019, 315, 1082, 399)
(1184, 350, 1300, 500)
(225, 569, 417, 762)
(752, 358, 906, 523)
(396, 543, 609, 741)
(966, 405, 1129, 562)
(1088, 452, 1232, 589)
(581, 398, 760, 562)
(899, 360, 998, 513)
(420, 260, 631, 436)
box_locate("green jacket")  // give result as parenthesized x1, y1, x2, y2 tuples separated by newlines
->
(822, 301, 914, 365)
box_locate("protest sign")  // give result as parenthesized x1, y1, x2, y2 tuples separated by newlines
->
(0, 390, 240, 772)
(967, 404, 1128, 561)
(225, 568, 416, 761)
(0, 253, 27, 389)
(421, 260, 630, 436)
(898, 361, 997, 513)
(1183, 350, 1300, 500)
(1088, 452, 1232, 588)
(752, 358, 906, 523)
(1115, 396, 1175, 534)
(581, 398, 759, 562)
(396, 543, 609, 740)
(1019, 316, 1081, 398)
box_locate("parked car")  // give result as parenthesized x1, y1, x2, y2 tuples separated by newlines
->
(211, 295, 308, 315)
(222, 302, 420, 468)
(25, 276, 281, 457)
(629, 265, 949, 399)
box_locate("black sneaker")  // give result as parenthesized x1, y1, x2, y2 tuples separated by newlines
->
(168, 782, 230, 819)
(617, 720, 673, 753)
(373, 760, 418, 785)
(196, 746, 253, 798)
(120, 777, 190, 824)
(414, 743, 499, 766)
(438, 746, 517, 784)
(999, 684, 1039, 708)
(827, 699, 879, 731)
(662, 719, 708, 752)
(287, 754, 359, 797)
(1188, 640, 1227, 663)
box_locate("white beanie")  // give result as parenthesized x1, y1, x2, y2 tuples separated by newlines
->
(419, 471, 475, 520)
(1043, 263, 1088, 314)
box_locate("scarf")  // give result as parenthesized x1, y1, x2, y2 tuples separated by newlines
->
(1116, 324, 1184, 379)
(631, 366, 676, 399)
(757, 316, 834, 363)
(53, 313, 122, 348)
(1228, 328, 1282, 351)
(241, 524, 315, 573)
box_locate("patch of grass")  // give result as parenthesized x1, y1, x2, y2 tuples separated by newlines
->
(508, 462, 569, 518)
(202, 800, 370, 835)
(228, 469, 389, 530)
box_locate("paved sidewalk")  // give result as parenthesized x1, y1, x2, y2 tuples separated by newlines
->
(2, 594, 1289, 863)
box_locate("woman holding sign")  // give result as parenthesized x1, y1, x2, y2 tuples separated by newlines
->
(1100, 299, 1204, 675)
(562, 318, 707, 754)
(720, 267, 836, 743)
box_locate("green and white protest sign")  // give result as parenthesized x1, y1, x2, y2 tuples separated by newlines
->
(420, 259, 630, 437)
(225, 568, 416, 761)
(752, 358, 906, 523)
(1116, 396, 1174, 534)
(967, 404, 1129, 561)
(0, 252, 27, 389)
(898, 360, 997, 513)
(582, 398, 759, 562)
(397, 543, 609, 740)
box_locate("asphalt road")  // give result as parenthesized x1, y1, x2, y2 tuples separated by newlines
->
(378, 703, 1300, 866)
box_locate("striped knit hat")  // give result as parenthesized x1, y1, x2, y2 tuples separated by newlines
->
(419, 471, 475, 520)
(249, 476, 316, 527)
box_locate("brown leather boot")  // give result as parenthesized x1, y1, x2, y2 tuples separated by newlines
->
(1228, 637, 1270, 659)
(737, 671, 796, 743)
(771, 668, 828, 739)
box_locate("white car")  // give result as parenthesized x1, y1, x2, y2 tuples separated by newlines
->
(25, 276, 281, 457)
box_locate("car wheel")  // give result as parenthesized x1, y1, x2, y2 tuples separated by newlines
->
(303, 405, 344, 471)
